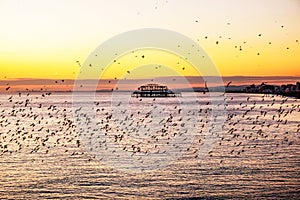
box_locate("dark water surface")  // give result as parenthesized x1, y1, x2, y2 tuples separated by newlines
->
(0, 92, 299, 199)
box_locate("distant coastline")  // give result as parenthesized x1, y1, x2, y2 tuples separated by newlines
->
(0, 76, 299, 98)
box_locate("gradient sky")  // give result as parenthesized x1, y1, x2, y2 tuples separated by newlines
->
(0, 0, 300, 80)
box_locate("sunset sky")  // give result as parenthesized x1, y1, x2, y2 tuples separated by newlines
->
(0, 0, 300, 81)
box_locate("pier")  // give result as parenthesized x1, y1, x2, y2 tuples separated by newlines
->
(131, 83, 181, 98)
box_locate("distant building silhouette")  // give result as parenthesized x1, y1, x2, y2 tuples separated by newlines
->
(244, 81, 300, 98)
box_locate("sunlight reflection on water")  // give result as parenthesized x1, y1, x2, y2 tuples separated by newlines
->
(0, 92, 299, 199)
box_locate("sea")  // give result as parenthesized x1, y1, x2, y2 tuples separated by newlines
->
(0, 92, 299, 199)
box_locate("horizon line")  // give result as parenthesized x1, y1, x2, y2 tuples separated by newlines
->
(1, 75, 300, 81)
(0, 75, 299, 92)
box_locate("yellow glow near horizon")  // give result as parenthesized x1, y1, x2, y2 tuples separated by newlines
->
(0, 0, 300, 80)
(100, 49, 200, 80)
(203, 38, 300, 76)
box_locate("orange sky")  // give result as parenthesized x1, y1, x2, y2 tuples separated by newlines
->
(0, 0, 300, 81)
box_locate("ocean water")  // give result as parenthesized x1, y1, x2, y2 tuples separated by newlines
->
(0, 92, 299, 199)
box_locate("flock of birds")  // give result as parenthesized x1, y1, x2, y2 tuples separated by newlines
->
(0, 20, 299, 165)
(0, 88, 299, 166)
